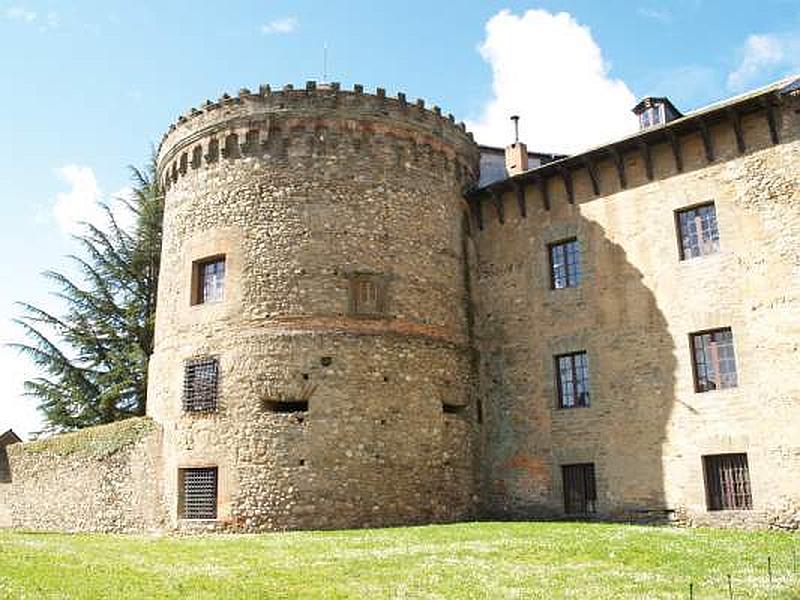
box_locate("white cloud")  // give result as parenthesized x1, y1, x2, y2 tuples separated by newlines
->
(261, 17, 298, 35)
(467, 9, 638, 154)
(52, 165, 104, 236)
(636, 6, 673, 24)
(727, 32, 800, 92)
(4, 6, 36, 23)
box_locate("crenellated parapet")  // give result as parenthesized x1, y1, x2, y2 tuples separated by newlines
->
(157, 81, 480, 192)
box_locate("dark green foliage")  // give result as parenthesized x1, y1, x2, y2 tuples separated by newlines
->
(10, 157, 163, 432)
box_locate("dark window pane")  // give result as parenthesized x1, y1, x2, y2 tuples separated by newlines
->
(691, 328, 737, 392)
(563, 463, 597, 514)
(556, 351, 590, 408)
(200, 259, 225, 303)
(677, 203, 719, 260)
(549, 239, 581, 289)
(704, 454, 752, 511)
(180, 467, 218, 519)
(184, 357, 219, 412)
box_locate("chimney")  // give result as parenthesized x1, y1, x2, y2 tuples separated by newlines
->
(505, 115, 528, 176)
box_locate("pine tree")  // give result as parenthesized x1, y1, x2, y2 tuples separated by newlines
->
(10, 157, 163, 432)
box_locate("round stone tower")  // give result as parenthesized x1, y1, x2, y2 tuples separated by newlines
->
(148, 81, 480, 531)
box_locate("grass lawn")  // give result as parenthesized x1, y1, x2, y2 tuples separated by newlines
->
(0, 522, 798, 599)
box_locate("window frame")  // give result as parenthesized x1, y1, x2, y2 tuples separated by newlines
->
(178, 467, 219, 520)
(562, 463, 597, 515)
(675, 202, 720, 261)
(183, 356, 220, 413)
(689, 328, 738, 393)
(703, 453, 752, 511)
(548, 237, 582, 290)
(555, 351, 591, 409)
(347, 273, 387, 317)
(191, 255, 226, 305)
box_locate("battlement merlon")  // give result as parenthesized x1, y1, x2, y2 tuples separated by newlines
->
(156, 81, 479, 182)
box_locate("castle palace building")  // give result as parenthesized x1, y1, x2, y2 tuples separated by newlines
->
(1, 77, 799, 532)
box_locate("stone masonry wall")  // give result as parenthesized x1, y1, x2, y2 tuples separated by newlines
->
(0, 418, 165, 532)
(149, 84, 480, 531)
(473, 92, 800, 528)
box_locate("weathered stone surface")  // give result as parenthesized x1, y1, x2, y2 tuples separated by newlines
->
(0, 418, 164, 532)
(1, 84, 797, 532)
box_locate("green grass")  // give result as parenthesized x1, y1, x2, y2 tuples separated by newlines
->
(0, 522, 797, 599)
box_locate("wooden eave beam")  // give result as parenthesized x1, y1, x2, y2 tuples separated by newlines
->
(761, 97, 780, 145)
(727, 108, 746, 155)
(490, 188, 505, 225)
(666, 130, 683, 173)
(512, 181, 527, 218)
(695, 118, 715, 163)
(538, 176, 551, 211)
(583, 158, 600, 196)
(609, 148, 627, 189)
(638, 139, 654, 181)
(558, 167, 574, 204)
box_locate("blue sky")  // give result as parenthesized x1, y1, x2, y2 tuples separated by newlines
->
(1, 0, 799, 437)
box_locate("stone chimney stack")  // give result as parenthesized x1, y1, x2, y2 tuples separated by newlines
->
(505, 115, 528, 176)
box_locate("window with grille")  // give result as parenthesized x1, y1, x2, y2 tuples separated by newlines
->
(676, 203, 720, 260)
(549, 238, 581, 289)
(179, 467, 218, 519)
(691, 328, 737, 392)
(703, 454, 752, 511)
(562, 463, 597, 514)
(348, 274, 386, 316)
(183, 357, 219, 412)
(555, 351, 590, 408)
(192, 256, 226, 305)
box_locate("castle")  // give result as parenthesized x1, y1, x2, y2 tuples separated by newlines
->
(1, 76, 798, 532)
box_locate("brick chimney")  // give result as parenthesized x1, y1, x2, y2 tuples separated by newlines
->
(505, 115, 528, 176)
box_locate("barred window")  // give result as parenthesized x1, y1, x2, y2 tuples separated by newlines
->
(549, 238, 581, 289)
(562, 463, 596, 514)
(703, 454, 752, 511)
(192, 256, 225, 305)
(691, 328, 737, 392)
(183, 357, 219, 412)
(179, 467, 218, 520)
(348, 274, 386, 316)
(677, 203, 720, 260)
(556, 351, 590, 408)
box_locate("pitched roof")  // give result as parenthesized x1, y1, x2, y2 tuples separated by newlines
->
(0, 429, 22, 447)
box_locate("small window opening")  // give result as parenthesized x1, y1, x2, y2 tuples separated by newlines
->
(703, 453, 752, 511)
(548, 238, 582, 289)
(179, 467, 218, 520)
(192, 255, 226, 305)
(320, 356, 332, 367)
(676, 202, 720, 260)
(263, 400, 309, 413)
(183, 357, 219, 413)
(555, 351, 590, 408)
(690, 328, 738, 392)
(562, 463, 597, 515)
(442, 402, 465, 415)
